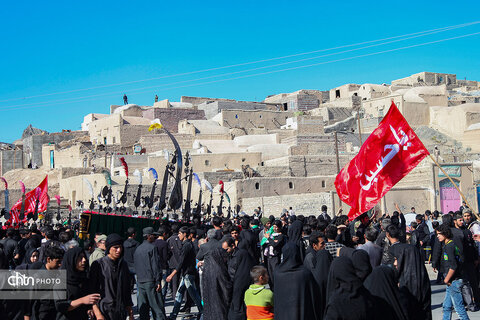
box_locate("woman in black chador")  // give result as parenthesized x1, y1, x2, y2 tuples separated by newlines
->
(273, 242, 316, 320)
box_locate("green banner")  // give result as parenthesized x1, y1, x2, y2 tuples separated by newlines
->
(87, 214, 163, 243)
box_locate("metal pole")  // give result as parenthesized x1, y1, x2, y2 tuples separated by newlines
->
(104, 144, 107, 168)
(429, 154, 478, 219)
(357, 111, 363, 145)
(334, 131, 342, 209)
(334, 131, 340, 174)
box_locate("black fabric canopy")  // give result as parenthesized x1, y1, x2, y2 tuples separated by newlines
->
(86, 213, 162, 243)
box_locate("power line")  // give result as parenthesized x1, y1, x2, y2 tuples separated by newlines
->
(1, 24, 478, 110)
(1, 30, 479, 112)
(0, 20, 478, 103)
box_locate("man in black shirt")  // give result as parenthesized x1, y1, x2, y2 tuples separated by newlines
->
(123, 227, 140, 295)
(90, 234, 134, 320)
(123, 227, 140, 275)
(0, 228, 18, 269)
(436, 224, 470, 320)
(415, 214, 431, 261)
(30, 246, 64, 320)
(134, 227, 165, 320)
(167, 223, 182, 297)
(166, 227, 203, 319)
(154, 225, 169, 299)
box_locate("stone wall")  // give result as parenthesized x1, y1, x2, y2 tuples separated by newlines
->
(22, 132, 87, 168)
(329, 84, 361, 101)
(148, 152, 262, 173)
(317, 96, 361, 110)
(119, 124, 152, 148)
(88, 114, 122, 145)
(138, 133, 232, 153)
(233, 176, 335, 200)
(288, 156, 351, 177)
(60, 167, 94, 179)
(0, 149, 23, 175)
(296, 93, 319, 111)
(201, 171, 244, 184)
(190, 152, 262, 172)
(41, 144, 92, 169)
(241, 192, 332, 217)
(219, 109, 293, 130)
(142, 108, 205, 133)
(256, 166, 291, 177)
(392, 72, 457, 88)
(140, 134, 194, 153)
(199, 101, 271, 119)
(180, 96, 235, 107)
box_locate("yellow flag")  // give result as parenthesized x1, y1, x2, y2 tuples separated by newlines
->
(148, 123, 163, 131)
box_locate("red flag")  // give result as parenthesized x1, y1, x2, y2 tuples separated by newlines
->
(9, 176, 49, 223)
(335, 102, 429, 220)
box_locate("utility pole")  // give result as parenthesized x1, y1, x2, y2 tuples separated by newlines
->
(357, 111, 363, 146)
(334, 131, 340, 174)
(104, 144, 107, 168)
(334, 131, 342, 209)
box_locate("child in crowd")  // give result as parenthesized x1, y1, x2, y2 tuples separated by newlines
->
(244, 266, 274, 320)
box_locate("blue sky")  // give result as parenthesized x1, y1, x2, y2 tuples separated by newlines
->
(1, 1, 480, 143)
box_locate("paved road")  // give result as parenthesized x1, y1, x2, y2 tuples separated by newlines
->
(132, 265, 480, 319)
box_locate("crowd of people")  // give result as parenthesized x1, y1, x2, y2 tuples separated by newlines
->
(0, 203, 478, 320)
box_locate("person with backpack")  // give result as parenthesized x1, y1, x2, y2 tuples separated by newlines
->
(454, 212, 480, 311)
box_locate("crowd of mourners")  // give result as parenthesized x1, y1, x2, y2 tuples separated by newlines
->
(0, 203, 478, 320)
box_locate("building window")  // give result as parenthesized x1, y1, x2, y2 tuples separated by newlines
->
(321, 180, 326, 188)
(259, 115, 262, 118)
(255, 182, 260, 190)
(235, 114, 238, 119)
(113, 137, 116, 144)
(104, 137, 107, 145)
(242, 158, 246, 162)
(336, 90, 341, 98)
(283, 103, 288, 111)
(205, 160, 210, 166)
(289, 182, 294, 189)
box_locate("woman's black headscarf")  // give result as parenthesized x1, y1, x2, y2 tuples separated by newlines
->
(62, 246, 88, 285)
(364, 265, 409, 320)
(390, 243, 432, 320)
(339, 247, 372, 281)
(23, 248, 39, 265)
(228, 239, 256, 320)
(311, 250, 332, 319)
(324, 256, 378, 320)
(55, 246, 91, 319)
(287, 220, 303, 243)
(287, 220, 305, 261)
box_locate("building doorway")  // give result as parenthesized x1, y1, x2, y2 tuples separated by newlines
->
(439, 178, 460, 213)
(50, 150, 55, 169)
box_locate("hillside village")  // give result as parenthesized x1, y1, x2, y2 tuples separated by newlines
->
(1, 71, 480, 218)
